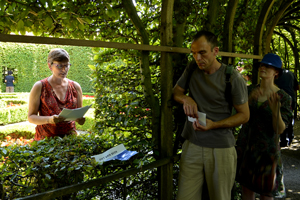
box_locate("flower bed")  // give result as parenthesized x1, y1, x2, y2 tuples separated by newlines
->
(1, 136, 34, 147)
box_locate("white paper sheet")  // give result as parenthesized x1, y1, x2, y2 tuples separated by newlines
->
(59, 104, 92, 121)
(188, 111, 206, 126)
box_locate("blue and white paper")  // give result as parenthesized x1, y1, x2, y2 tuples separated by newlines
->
(91, 144, 138, 163)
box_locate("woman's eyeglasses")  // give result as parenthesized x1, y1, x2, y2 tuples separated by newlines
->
(51, 63, 71, 69)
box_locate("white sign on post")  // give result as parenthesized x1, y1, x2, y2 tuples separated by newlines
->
(91, 144, 127, 163)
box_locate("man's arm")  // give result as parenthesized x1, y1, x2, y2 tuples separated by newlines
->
(173, 84, 199, 119)
(193, 102, 250, 131)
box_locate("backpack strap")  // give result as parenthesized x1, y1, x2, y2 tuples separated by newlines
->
(225, 65, 234, 113)
(186, 60, 198, 98)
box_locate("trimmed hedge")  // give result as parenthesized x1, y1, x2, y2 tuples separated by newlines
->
(0, 105, 28, 125)
(0, 95, 18, 99)
(0, 123, 35, 141)
(1, 99, 28, 105)
(0, 133, 153, 199)
(0, 43, 95, 93)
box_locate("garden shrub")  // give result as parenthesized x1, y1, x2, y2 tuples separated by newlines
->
(0, 124, 35, 141)
(0, 100, 6, 109)
(1, 99, 28, 105)
(0, 93, 17, 95)
(0, 105, 28, 125)
(82, 93, 94, 96)
(0, 134, 155, 199)
(0, 95, 18, 99)
(82, 48, 166, 199)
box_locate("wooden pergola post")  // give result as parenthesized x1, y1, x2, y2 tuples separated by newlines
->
(253, 0, 275, 85)
(159, 0, 174, 199)
(222, 0, 239, 65)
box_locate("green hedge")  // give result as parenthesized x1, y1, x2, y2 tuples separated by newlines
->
(0, 43, 95, 93)
(0, 105, 28, 125)
(82, 93, 94, 96)
(1, 99, 28, 105)
(0, 123, 35, 141)
(0, 133, 153, 199)
(0, 95, 18, 99)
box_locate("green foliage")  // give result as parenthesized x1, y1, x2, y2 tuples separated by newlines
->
(0, 95, 18, 99)
(82, 93, 94, 96)
(0, 43, 94, 93)
(92, 49, 155, 143)
(1, 99, 27, 105)
(0, 100, 5, 109)
(0, 134, 157, 199)
(0, 105, 28, 125)
(82, 98, 94, 108)
(0, 123, 35, 141)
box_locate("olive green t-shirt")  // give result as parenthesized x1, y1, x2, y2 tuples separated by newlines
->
(176, 62, 248, 148)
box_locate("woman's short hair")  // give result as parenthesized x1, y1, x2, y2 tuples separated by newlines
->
(47, 48, 70, 64)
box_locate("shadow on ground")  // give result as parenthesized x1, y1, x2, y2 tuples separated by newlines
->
(276, 120, 300, 200)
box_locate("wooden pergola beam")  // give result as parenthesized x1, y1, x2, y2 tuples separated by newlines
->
(0, 33, 262, 59)
(253, 0, 275, 84)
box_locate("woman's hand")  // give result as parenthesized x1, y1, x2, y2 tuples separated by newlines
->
(249, 87, 263, 102)
(268, 92, 281, 114)
(50, 115, 66, 124)
(76, 117, 86, 125)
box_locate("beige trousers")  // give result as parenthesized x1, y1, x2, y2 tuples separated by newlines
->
(176, 140, 237, 200)
(6, 86, 14, 93)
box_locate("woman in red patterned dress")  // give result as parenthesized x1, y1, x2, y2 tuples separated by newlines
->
(28, 48, 85, 141)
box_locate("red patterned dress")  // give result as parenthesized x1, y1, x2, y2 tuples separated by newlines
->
(34, 78, 78, 141)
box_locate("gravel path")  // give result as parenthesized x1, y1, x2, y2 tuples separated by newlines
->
(275, 120, 300, 200)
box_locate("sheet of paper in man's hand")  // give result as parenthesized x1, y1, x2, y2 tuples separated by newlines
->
(188, 111, 206, 126)
(59, 104, 92, 121)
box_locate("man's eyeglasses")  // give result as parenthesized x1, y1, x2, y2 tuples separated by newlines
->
(259, 63, 273, 68)
(51, 63, 71, 69)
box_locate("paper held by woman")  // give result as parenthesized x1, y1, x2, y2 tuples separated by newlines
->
(59, 104, 92, 121)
